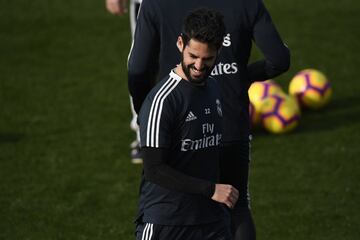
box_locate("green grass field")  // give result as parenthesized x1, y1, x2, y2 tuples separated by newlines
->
(1, 0, 359, 239)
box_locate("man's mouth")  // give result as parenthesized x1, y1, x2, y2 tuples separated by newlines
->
(191, 67, 205, 77)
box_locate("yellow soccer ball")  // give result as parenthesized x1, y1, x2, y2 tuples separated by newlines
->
(289, 69, 332, 109)
(260, 94, 301, 134)
(248, 80, 285, 126)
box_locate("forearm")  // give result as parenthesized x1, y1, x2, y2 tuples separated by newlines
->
(128, 70, 156, 113)
(247, 46, 290, 81)
(143, 147, 215, 198)
(127, 46, 159, 113)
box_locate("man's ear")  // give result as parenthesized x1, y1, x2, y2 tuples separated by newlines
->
(176, 36, 184, 53)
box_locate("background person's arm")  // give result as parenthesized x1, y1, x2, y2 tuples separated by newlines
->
(128, 0, 160, 113)
(247, 0, 290, 81)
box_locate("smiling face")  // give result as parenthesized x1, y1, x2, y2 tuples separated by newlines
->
(177, 36, 218, 85)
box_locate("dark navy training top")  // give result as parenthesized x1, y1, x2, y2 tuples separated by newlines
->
(137, 71, 226, 225)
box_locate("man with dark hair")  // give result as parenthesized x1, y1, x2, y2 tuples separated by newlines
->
(128, 0, 290, 239)
(136, 8, 238, 240)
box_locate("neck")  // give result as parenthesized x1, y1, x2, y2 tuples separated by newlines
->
(174, 64, 187, 80)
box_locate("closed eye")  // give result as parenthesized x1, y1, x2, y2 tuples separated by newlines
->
(189, 53, 214, 62)
(189, 53, 198, 59)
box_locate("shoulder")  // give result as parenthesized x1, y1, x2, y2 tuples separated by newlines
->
(154, 71, 182, 94)
(138, 72, 183, 138)
(144, 72, 183, 108)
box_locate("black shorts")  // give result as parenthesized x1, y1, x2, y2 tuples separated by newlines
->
(135, 221, 232, 240)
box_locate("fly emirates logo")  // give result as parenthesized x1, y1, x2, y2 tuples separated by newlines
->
(211, 33, 238, 76)
(181, 123, 222, 152)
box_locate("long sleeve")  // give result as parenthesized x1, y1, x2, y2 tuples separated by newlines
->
(127, 0, 160, 113)
(142, 147, 215, 198)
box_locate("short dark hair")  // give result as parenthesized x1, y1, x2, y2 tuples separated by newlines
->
(182, 8, 226, 50)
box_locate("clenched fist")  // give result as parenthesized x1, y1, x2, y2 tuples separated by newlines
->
(211, 184, 239, 209)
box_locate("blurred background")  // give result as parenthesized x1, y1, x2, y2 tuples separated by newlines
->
(0, 0, 359, 239)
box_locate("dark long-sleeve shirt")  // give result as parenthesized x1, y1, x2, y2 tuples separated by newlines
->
(137, 71, 225, 225)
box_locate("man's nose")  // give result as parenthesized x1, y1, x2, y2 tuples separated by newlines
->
(194, 59, 204, 71)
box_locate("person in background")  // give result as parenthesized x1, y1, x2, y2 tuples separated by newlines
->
(106, 0, 144, 163)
